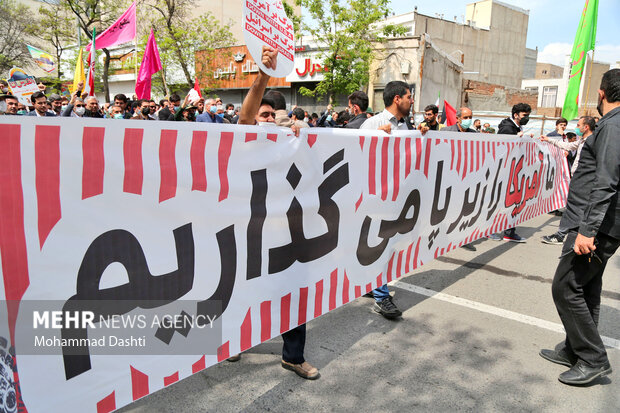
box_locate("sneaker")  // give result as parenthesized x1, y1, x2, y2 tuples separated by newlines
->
(281, 360, 320, 380)
(362, 292, 374, 298)
(373, 296, 402, 319)
(503, 232, 526, 243)
(461, 243, 477, 251)
(542, 234, 564, 245)
(487, 233, 502, 241)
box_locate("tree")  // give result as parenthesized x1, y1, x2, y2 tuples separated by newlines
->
(36, 2, 76, 79)
(295, 0, 405, 103)
(0, 0, 36, 74)
(144, 0, 235, 87)
(66, 0, 132, 102)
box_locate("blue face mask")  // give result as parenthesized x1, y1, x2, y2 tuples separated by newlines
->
(209, 106, 217, 114)
(17, 110, 27, 115)
(216, 113, 224, 118)
(574, 127, 584, 137)
(114, 113, 124, 119)
(326, 115, 332, 122)
(460, 118, 473, 129)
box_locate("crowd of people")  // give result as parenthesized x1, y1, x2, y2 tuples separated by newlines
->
(2, 46, 619, 388)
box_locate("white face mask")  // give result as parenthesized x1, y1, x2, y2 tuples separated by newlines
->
(0, 100, 7, 113)
(257, 121, 275, 126)
(227, 109, 234, 116)
(75, 107, 86, 116)
(304, 117, 309, 123)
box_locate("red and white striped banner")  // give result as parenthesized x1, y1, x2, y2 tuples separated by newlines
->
(0, 118, 569, 412)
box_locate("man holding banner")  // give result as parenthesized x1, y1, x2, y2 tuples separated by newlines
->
(540, 69, 620, 385)
(235, 45, 319, 380)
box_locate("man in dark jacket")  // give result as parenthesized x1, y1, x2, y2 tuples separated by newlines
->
(345, 91, 369, 129)
(442, 107, 476, 132)
(492, 102, 532, 242)
(539, 68, 620, 385)
(27, 91, 55, 116)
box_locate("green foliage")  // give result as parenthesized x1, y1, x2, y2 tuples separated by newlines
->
(36, 3, 76, 78)
(295, 0, 405, 102)
(143, 0, 235, 87)
(0, 0, 37, 74)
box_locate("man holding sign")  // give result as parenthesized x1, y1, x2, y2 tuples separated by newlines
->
(236, 45, 319, 380)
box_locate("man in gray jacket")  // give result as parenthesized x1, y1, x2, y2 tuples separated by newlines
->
(539, 68, 620, 385)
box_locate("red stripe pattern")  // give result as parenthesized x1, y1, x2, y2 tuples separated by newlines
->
(82, 127, 105, 199)
(130, 366, 149, 401)
(123, 128, 144, 194)
(159, 130, 177, 203)
(190, 131, 207, 192)
(218, 131, 234, 201)
(35, 125, 62, 249)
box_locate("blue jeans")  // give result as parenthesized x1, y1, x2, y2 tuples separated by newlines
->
(372, 285, 390, 302)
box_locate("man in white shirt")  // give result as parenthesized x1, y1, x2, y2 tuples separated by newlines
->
(359, 80, 413, 319)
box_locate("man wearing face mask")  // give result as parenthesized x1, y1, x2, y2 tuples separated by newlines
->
(231, 45, 317, 380)
(224, 103, 235, 123)
(442, 107, 476, 132)
(539, 116, 596, 245)
(196, 98, 224, 123)
(132, 99, 153, 120)
(110, 105, 126, 119)
(489, 102, 533, 242)
(441, 107, 479, 251)
(539, 68, 620, 386)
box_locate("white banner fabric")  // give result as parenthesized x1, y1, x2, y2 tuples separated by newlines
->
(0, 117, 569, 412)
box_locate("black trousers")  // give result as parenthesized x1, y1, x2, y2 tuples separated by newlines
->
(552, 230, 620, 367)
(282, 324, 306, 364)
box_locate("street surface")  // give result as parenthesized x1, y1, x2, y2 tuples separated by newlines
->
(120, 213, 620, 412)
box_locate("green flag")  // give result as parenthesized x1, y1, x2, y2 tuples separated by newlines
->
(561, 0, 598, 120)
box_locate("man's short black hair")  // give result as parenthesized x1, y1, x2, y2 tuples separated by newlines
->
(169, 93, 181, 103)
(292, 107, 305, 120)
(511, 102, 532, 117)
(114, 93, 128, 103)
(226, 103, 234, 110)
(424, 104, 439, 114)
(311, 113, 318, 119)
(260, 97, 275, 109)
(565, 132, 577, 140)
(383, 81, 410, 107)
(159, 99, 168, 106)
(600, 68, 620, 103)
(348, 90, 369, 112)
(31, 91, 46, 103)
(263, 90, 286, 110)
(580, 116, 596, 131)
(5, 95, 18, 102)
(556, 117, 568, 125)
(137, 99, 149, 106)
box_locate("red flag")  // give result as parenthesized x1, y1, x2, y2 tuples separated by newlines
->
(135, 29, 163, 100)
(85, 50, 96, 97)
(194, 77, 202, 98)
(443, 100, 457, 126)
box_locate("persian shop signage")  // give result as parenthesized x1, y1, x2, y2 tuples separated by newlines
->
(211, 51, 328, 83)
(286, 53, 329, 82)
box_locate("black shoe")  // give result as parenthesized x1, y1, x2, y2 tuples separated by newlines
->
(558, 360, 612, 385)
(373, 296, 402, 319)
(362, 292, 374, 298)
(503, 232, 526, 243)
(542, 234, 563, 245)
(539, 348, 576, 367)
(461, 243, 477, 251)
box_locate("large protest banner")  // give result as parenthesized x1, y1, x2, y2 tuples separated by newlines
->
(0, 117, 569, 412)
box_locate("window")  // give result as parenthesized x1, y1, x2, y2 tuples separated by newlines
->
(541, 86, 558, 108)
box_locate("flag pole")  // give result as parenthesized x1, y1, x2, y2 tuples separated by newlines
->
(583, 49, 596, 116)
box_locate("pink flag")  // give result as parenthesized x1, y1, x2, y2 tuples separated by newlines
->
(86, 2, 136, 51)
(135, 29, 163, 100)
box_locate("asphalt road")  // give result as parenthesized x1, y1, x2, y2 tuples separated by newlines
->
(119, 213, 620, 412)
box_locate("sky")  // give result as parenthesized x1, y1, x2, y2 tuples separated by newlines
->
(389, 0, 620, 67)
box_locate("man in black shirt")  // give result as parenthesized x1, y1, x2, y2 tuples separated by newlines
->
(418, 104, 445, 133)
(345, 91, 370, 129)
(491, 103, 533, 242)
(539, 69, 620, 385)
